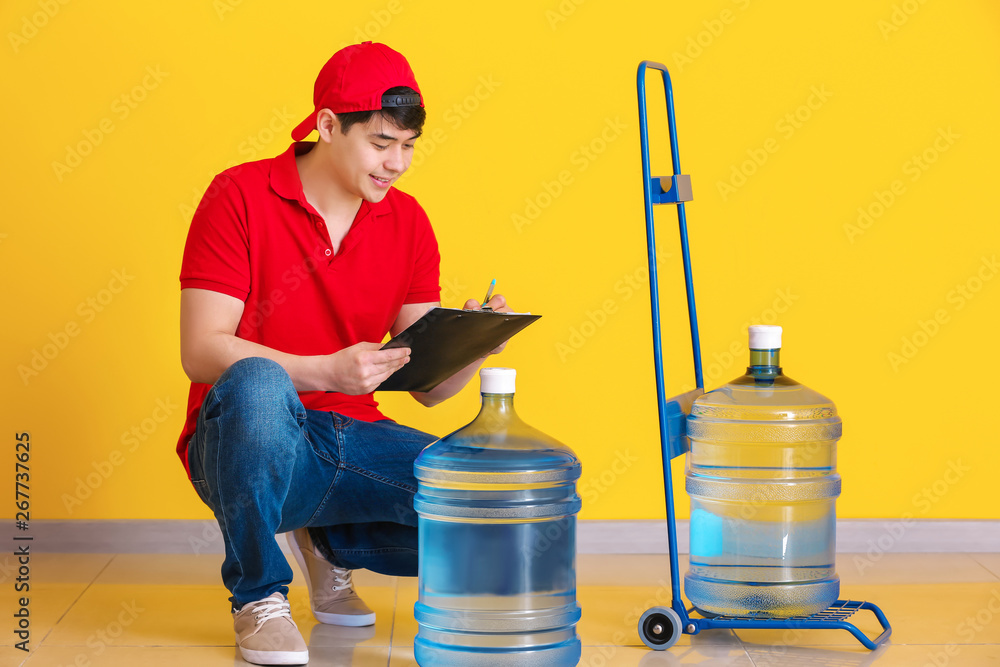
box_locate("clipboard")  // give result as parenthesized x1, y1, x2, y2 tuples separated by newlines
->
(376, 308, 541, 392)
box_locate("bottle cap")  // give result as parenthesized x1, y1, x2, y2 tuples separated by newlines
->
(480, 367, 516, 394)
(749, 325, 782, 350)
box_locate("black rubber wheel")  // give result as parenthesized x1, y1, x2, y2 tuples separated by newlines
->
(638, 606, 682, 650)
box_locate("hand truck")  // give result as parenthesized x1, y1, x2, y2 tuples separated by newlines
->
(634, 59, 892, 651)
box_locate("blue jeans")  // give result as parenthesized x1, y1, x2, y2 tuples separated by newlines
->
(186, 357, 436, 608)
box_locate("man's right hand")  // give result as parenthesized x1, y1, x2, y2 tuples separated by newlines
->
(325, 342, 410, 395)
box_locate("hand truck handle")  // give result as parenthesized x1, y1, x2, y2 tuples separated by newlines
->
(637, 61, 703, 393)
(636, 61, 705, 427)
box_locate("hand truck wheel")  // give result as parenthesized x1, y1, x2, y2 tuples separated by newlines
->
(638, 606, 682, 650)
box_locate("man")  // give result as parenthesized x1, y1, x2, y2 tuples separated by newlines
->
(177, 42, 507, 665)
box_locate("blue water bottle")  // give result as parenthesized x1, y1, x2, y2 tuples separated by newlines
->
(413, 367, 582, 666)
(685, 325, 842, 618)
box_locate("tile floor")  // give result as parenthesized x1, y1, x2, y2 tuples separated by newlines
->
(2, 551, 999, 666)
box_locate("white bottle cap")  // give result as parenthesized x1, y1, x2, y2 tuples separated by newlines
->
(749, 325, 782, 350)
(480, 367, 516, 394)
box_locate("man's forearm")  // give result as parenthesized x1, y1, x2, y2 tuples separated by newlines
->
(181, 331, 329, 391)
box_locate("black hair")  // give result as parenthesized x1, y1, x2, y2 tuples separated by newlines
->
(335, 86, 425, 135)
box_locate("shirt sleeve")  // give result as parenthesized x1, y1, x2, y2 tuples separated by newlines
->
(404, 200, 442, 304)
(179, 172, 252, 301)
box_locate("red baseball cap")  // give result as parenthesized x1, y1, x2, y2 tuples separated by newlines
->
(291, 41, 423, 141)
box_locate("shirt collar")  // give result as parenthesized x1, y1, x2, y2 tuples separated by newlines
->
(270, 142, 393, 219)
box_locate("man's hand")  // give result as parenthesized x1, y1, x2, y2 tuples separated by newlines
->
(325, 342, 411, 395)
(463, 294, 512, 355)
(408, 293, 517, 407)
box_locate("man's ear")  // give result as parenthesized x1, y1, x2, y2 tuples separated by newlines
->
(316, 109, 342, 141)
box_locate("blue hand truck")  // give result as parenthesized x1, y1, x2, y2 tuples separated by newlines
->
(634, 60, 893, 651)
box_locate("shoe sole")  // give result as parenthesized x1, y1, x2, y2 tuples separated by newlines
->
(237, 638, 308, 665)
(287, 530, 377, 627)
(313, 608, 377, 626)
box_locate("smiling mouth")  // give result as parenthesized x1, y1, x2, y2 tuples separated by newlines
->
(370, 175, 392, 186)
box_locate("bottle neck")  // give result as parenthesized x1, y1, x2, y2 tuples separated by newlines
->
(478, 393, 517, 428)
(747, 348, 782, 381)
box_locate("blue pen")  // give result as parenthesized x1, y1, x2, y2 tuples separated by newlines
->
(481, 279, 496, 311)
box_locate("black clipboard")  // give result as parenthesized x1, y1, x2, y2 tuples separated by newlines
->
(376, 308, 541, 392)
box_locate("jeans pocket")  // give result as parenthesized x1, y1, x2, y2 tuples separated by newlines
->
(186, 438, 214, 508)
(190, 479, 213, 507)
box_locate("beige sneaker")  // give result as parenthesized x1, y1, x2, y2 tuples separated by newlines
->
(233, 592, 309, 665)
(287, 528, 376, 626)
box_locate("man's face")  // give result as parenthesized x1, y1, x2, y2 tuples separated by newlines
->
(326, 114, 420, 203)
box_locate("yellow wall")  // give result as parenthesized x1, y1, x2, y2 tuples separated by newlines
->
(2, 0, 998, 522)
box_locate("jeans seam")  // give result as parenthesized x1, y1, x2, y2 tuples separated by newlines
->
(185, 436, 209, 505)
(341, 463, 417, 494)
(304, 433, 337, 465)
(306, 468, 343, 525)
(213, 394, 247, 605)
(335, 412, 346, 465)
(305, 412, 346, 523)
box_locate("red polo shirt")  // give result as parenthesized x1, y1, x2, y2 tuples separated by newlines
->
(176, 141, 440, 477)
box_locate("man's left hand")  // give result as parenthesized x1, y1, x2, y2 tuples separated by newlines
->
(464, 294, 512, 355)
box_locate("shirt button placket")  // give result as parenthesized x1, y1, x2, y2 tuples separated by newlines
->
(312, 217, 333, 263)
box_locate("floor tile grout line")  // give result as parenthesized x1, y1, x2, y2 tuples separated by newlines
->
(742, 644, 761, 666)
(34, 553, 118, 650)
(969, 554, 1000, 581)
(386, 575, 399, 665)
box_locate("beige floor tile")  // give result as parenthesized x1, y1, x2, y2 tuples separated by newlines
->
(0, 583, 90, 654)
(42, 584, 234, 648)
(22, 645, 242, 666)
(746, 643, 1000, 666)
(39, 582, 398, 652)
(580, 644, 755, 666)
(0, 650, 25, 667)
(306, 645, 391, 666)
(306, 621, 378, 648)
(862, 582, 1000, 646)
(837, 552, 1000, 585)
(21, 644, 393, 665)
(973, 552, 1000, 580)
